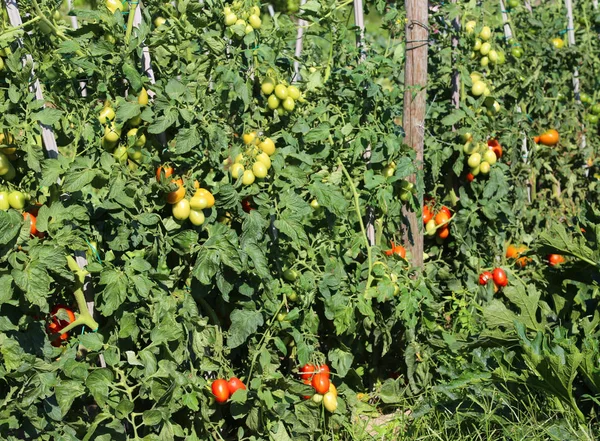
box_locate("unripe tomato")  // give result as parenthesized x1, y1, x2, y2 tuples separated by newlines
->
(479, 161, 491, 175)
(138, 88, 149, 106)
(104, 123, 121, 143)
(0, 152, 10, 176)
(511, 46, 523, 58)
(323, 392, 338, 412)
(0, 191, 9, 210)
(256, 152, 272, 169)
(190, 194, 208, 210)
(283, 269, 298, 282)
(300, 363, 316, 381)
(106, 0, 125, 14)
(227, 377, 246, 395)
(507, 0, 519, 7)
(274, 84, 288, 100)
(465, 20, 476, 34)
(243, 131, 258, 145)
(224, 13, 237, 26)
(98, 106, 115, 125)
(480, 56, 489, 67)
(310, 199, 320, 210)
(425, 219, 437, 236)
(252, 161, 268, 179)
(154, 16, 166, 27)
(242, 170, 255, 185)
(212, 379, 230, 403)
(276, 312, 287, 322)
(113, 145, 128, 164)
(473, 39, 482, 51)
(472, 80, 486, 97)
(173, 199, 191, 221)
(467, 152, 481, 168)
(312, 393, 323, 403)
(488, 50, 498, 63)
(479, 26, 491, 41)
(551, 37, 564, 49)
(492, 268, 508, 287)
(328, 383, 338, 395)
(282, 97, 295, 112)
(261, 78, 275, 95)
(231, 163, 245, 179)
(259, 138, 276, 156)
(482, 149, 497, 165)
(479, 42, 491, 56)
(287, 85, 301, 100)
(311, 373, 330, 395)
(251, 6, 260, 15)
(479, 271, 493, 285)
(188, 209, 204, 226)
(8, 191, 26, 209)
(248, 14, 261, 29)
(267, 94, 280, 110)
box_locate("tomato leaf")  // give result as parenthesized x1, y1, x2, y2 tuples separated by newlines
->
(227, 309, 264, 348)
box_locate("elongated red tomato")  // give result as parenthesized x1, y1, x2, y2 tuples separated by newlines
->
(300, 363, 316, 381)
(311, 373, 330, 395)
(492, 268, 508, 287)
(479, 271, 493, 285)
(212, 379, 230, 403)
(318, 364, 330, 379)
(423, 205, 433, 224)
(227, 377, 246, 395)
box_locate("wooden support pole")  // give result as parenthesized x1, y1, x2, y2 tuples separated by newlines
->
(402, 0, 427, 267)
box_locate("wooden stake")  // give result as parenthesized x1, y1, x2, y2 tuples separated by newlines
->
(401, 0, 427, 267)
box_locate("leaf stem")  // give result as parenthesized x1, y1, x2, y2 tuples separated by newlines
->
(125, 3, 138, 46)
(337, 157, 374, 294)
(247, 299, 286, 382)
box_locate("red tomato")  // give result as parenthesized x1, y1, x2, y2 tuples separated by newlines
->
(311, 373, 330, 395)
(439, 206, 451, 217)
(227, 377, 246, 395)
(423, 206, 433, 224)
(318, 364, 330, 379)
(211, 379, 230, 403)
(437, 226, 450, 239)
(300, 363, 316, 381)
(302, 378, 312, 399)
(23, 212, 38, 236)
(492, 268, 508, 287)
(466, 172, 475, 182)
(242, 197, 254, 213)
(547, 254, 565, 267)
(48, 306, 76, 347)
(487, 139, 503, 158)
(479, 271, 493, 285)
(434, 211, 450, 226)
(384, 242, 406, 258)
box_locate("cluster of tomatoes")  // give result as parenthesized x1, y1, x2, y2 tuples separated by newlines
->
(582, 97, 600, 125)
(47, 305, 76, 347)
(0, 190, 45, 237)
(228, 133, 276, 185)
(261, 76, 303, 115)
(299, 363, 338, 412)
(479, 267, 508, 290)
(223, 3, 262, 35)
(156, 166, 215, 226)
(423, 204, 452, 243)
(211, 377, 247, 404)
(465, 22, 506, 68)
(469, 73, 501, 116)
(99, 89, 149, 167)
(506, 244, 531, 268)
(533, 129, 559, 146)
(463, 137, 503, 182)
(105, 0, 129, 14)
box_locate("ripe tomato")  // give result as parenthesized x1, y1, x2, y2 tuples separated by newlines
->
(533, 129, 559, 146)
(323, 392, 338, 412)
(506, 244, 518, 259)
(487, 139, 503, 158)
(311, 373, 330, 395)
(434, 210, 450, 226)
(437, 226, 450, 239)
(318, 364, 330, 378)
(479, 271, 493, 285)
(211, 379, 230, 403)
(423, 205, 433, 224)
(385, 243, 406, 258)
(300, 363, 316, 381)
(492, 268, 508, 287)
(156, 166, 174, 182)
(48, 306, 76, 346)
(547, 254, 565, 267)
(23, 212, 38, 236)
(227, 377, 246, 395)
(466, 172, 475, 182)
(242, 197, 254, 213)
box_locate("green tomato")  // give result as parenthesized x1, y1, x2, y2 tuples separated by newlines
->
(587, 114, 599, 124)
(400, 189, 412, 202)
(252, 161, 268, 179)
(479, 42, 491, 56)
(482, 149, 497, 165)
(310, 199, 320, 210)
(425, 219, 437, 237)
(480, 56, 489, 67)
(248, 14, 261, 29)
(511, 47, 523, 58)
(507, 0, 519, 7)
(282, 97, 295, 112)
(113, 145, 128, 164)
(287, 85, 301, 100)
(172, 199, 191, 220)
(8, 191, 27, 209)
(479, 161, 491, 175)
(267, 94, 280, 110)
(287, 290, 299, 302)
(468, 152, 482, 168)
(471, 80, 486, 97)
(277, 312, 287, 322)
(591, 104, 600, 115)
(106, 0, 125, 14)
(0, 191, 9, 210)
(463, 142, 478, 155)
(473, 39, 482, 51)
(283, 269, 298, 282)
(99, 106, 115, 125)
(580, 93, 592, 104)
(488, 50, 498, 63)
(261, 78, 275, 95)
(104, 123, 121, 143)
(0, 152, 10, 175)
(242, 170, 255, 185)
(465, 20, 476, 34)
(189, 209, 205, 226)
(479, 26, 491, 41)
(274, 84, 288, 100)
(224, 13, 237, 26)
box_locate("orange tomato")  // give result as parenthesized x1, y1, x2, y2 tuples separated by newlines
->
(533, 129, 559, 146)
(506, 244, 518, 259)
(487, 139, 503, 158)
(437, 226, 450, 239)
(156, 165, 174, 182)
(166, 178, 185, 204)
(384, 241, 406, 258)
(23, 212, 38, 236)
(423, 205, 433, 224)
(466, 172, 475, 182)
(547, 254, 565, 267)
(434, 210, 450, 226)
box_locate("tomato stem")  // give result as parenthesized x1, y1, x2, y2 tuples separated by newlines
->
(31, 0, 85, 58)
(62, 256, 99, 333)
(337, 158, 374, 294)
(124, 2, 138, 46)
